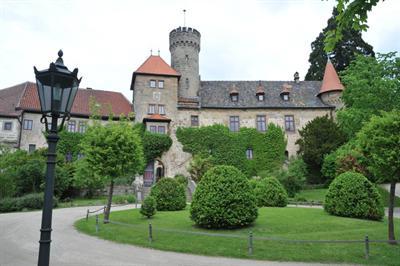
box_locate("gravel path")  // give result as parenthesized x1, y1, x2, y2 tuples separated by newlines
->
(0, 205, 340, 266)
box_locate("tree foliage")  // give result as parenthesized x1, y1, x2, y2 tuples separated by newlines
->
(325, 0, 381, 52)
(356, 110, 400, 242)
(277, 157, 308, 197)
(177, 124, 286, 177)
(337, 53, 400, 138)
(188, 155, 213, 183)
(305, 8, 374, 81)
(78, 121, 144, 220)
(296, 115, 347, 184)
(190, 165, 258, 229)
(140, 196, 157, 218)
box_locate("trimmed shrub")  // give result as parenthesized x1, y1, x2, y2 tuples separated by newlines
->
(254, 177, 288, 207)
(174, 174, 188, 187)
(112, 194, 136, 204)
(324, 172, 384, 220)
(190, 165, 258, 229)
(150, 178, 186, 211)
(0, 193, 58, 213)
(140, 196, 157, 218)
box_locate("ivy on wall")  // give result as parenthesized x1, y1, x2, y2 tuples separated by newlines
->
(176, 124, 286, 177)
(134, 124, 173, 164)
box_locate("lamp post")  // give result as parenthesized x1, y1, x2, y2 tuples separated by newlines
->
(34, 50, 81, 266)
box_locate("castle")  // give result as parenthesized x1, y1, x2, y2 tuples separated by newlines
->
(130, 26, 344, 186)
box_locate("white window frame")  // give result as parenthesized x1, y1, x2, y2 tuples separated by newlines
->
(150, 80, 156, 88)
(158, 80, 164, 89)
(23, 119, 33, 130)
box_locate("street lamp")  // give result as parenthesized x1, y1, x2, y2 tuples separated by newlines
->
(34, 50, 81, 266)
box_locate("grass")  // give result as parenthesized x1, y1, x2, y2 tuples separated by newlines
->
(58, 194, 135, 208)
(291, 187, 400, 207)
(75, 207, 400, 265)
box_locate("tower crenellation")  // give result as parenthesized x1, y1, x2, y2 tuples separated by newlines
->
(169, 26, 201, 98)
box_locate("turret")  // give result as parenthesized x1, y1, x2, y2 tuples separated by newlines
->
(318, 59, 344, 109)
(169, 27, 201, 98)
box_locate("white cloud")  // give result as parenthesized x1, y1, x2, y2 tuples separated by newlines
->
(0, 0, 399, 99)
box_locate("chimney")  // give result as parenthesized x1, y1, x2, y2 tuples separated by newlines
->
(86, 87, 92, 90)
(294, 72, 300, 83)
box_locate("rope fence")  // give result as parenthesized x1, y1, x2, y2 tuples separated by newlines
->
(87, 212, 399, 260)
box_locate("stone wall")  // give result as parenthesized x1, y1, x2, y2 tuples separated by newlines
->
(0, 117, 20, 148)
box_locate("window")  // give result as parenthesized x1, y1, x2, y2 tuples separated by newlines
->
(3, 122, 12, 131)
(185, 78, 189, 89)
(28, 144, 36, 153)
(231, 94, 238, 102)
(158, 105, 165, 115)
(150, 80, 156, 88)
(149, 126, 157, 133)
(23, 119, 33, 130)
(246, 148, 253, 159)
(65, 152, 73, 162)
(67, 121, 76, 132)
(257, 94, 264, 101)
(229, 116, 240, 132)
(78, 121, 87, 133)
(285, 150, 289, 160)
(285, 115, 295, 132)
(77, 153, 84, 160)
(148, 104, 156, 114)
(256, 115, 266, 132)
(158, 126, 166, 134)
(191, 115, 199, 127)
(158, 80, 164, 89)
(283, 94, 289, 101)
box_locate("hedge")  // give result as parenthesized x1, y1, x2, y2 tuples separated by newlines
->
(149, 178, 186, 211)
(254, 176, 288, 207)
(0, 193, 58, 213)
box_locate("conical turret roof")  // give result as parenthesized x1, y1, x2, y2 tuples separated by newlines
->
(318, 59, 344, 96)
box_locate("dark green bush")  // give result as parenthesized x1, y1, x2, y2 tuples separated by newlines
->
(324, 172, 384, 220)
(174, 174, 188, 187)
(0, 172, 16, 199)
(190, 165, 258, 229)
(277, 157, 307, 197)
(150, 178, 186, 211)
(254, 176, 288, 207)
(140, 196, 157, 218)
(0, 193, 58, 213)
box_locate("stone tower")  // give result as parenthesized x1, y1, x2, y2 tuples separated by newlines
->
(169, 27, 201, 98)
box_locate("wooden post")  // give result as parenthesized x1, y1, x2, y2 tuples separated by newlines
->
(248, 231, 253, 255)
(365, 235, 369, 259)
(95, 214, 99, 233)
(149, 223, 153, 243)
(86, 209, 89, 221)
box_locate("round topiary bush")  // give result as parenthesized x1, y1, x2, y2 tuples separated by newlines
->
(149, 178, 186, 211)
(190, 165, 258, 229)
(254, 176, 288, 207)
(324, 172, 384, 220)
(140, 196, 157, 218)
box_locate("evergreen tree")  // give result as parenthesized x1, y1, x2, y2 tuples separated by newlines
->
(305, 8, 374, 81)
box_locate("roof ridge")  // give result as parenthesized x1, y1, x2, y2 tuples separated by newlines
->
(16, 81, 30, 109)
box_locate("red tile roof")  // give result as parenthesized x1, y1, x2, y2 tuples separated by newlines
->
(318, 59, 344, 96)
(1, 82, 132, 118)
(143, 114, 171, 123)
(135, 55, 180, 77)
(0, 82, 27, 117)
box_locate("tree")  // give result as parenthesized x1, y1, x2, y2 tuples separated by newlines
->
(188, 155, 213, 183)
(79, 121, 144, 222)
(305, 8, 374, 81)
(325, 0, 381, 52)
(296, 115, 347, 184)
(337, 53, 400, 138)
(356, 110, 400, 243)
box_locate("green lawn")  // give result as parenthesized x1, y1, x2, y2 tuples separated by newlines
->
(291, 187, 400, 207)
(75, 207, 400, 265)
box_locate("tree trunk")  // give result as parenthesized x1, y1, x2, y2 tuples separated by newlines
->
(104, 179, 114, 223)
(388, 181, 397, 244)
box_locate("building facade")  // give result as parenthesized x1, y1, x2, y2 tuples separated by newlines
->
(131, 26, 344, 184)
(0, 81, 132, 152)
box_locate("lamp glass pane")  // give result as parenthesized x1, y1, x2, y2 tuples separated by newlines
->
(52, 84, 62, 112)
(66, 80, 78, 113)
(60, 87, 71, 113)
(43, 84, 52, 112)
(36, 79, 46, 112)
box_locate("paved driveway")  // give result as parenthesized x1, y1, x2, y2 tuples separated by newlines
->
(0, 205, 340, 266)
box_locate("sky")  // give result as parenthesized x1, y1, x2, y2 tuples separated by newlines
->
(0, 0, 399, 100)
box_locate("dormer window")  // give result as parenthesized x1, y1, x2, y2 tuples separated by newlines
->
(283, 94, 289, 101)
(256, 82, 265, 101)
(257, 94, 264, 101)
(230, 85, 239, 102)
(231, 94, 238, 102)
